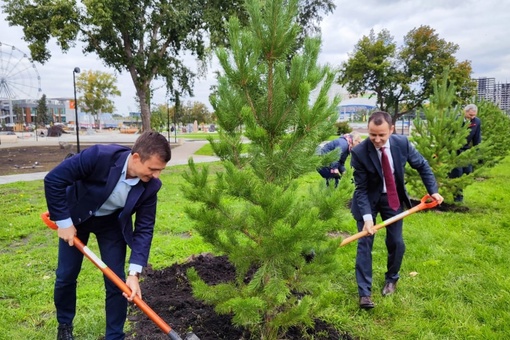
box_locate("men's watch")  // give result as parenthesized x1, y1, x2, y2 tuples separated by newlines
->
(128, 270, 140, 278)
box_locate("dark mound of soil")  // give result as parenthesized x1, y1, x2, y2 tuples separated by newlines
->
(126, 254, 353, 340)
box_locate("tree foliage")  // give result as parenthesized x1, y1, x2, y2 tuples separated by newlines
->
(75, 70, 121, 127)
(338, 26, 476, 123)
(405, 72, 488, 203)
(181, 0, 348, 338)
(36, 94, 49, 126)
(475, 100, 510, 168)
(3, 0, 335, 133)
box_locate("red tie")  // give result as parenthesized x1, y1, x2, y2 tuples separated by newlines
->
(380, 147, 400, 211)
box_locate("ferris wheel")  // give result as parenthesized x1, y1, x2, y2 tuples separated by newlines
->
(0, 42, 42, 100)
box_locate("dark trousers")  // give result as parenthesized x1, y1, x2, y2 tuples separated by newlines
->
(355, 194, 405, 297)
(449, 165, 473, 201)
(54, 213, 127, 340)
(317, 166, 341, 188)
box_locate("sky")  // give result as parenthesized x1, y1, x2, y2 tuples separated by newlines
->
(1, 0, 509, 115)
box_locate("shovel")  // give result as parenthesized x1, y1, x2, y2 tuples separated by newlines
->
(41, 212, 200, 340)
(340, 194, 439, 247)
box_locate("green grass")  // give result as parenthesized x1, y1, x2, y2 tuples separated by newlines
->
(1, 157, 509, 339)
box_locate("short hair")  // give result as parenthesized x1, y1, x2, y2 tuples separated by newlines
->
(131, 131, 171, 163)
(464, 104, 478, 113)
(368, 111, 393, 127)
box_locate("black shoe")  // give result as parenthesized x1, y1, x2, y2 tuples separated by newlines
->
(57, 324, 74, 340)
(382, 282, 397, 296)
(359, 296, 375, 309)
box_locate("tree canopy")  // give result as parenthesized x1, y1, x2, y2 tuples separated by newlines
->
(3, 0, 335, 132)
(75, 70, 121, 127)
(338, 26, 476, 122)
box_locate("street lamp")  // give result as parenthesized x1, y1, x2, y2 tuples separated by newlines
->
(73, 67, 81, 152)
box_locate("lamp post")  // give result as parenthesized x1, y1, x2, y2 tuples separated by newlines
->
(73, 67, 81, 152)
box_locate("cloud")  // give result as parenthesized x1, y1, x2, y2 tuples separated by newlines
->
(1, 0, 509, 114)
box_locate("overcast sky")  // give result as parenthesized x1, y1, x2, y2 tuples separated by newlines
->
(1, 0, 509, 115)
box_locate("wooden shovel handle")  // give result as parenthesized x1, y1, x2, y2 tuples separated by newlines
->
(340, 195, 438, 247)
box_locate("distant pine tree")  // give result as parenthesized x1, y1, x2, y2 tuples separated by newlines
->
(406, 72, 489, 203)
(180, 0, 351, 338)
(476, 100, 510, 168)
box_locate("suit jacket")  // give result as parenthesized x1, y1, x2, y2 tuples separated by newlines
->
(44, 144, 162, 267)
(350, 134, 438, 221)
(460, 116, 482, 152)
(320, 136, 350, 173)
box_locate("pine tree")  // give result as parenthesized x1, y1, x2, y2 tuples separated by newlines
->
(405, 72, 488, 202)
(181, 0, 348, 338)
(36, 94, 49, 126)
(476, 100, 510, 168)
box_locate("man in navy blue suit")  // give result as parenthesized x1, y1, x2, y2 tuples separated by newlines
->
(350, 111, 443, 309)
(44, 131, 171, 340)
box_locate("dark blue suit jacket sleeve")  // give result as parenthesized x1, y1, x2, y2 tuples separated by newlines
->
(44, 144, 162, 267)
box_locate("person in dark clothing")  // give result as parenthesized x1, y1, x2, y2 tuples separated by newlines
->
(350, 111, 443, 309)
(449, 104, 482, 202)
(44, 131, 171, 340)
(317, 132, 361, 187)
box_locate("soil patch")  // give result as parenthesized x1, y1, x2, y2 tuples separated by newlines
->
(126, 254, 353, 340)
(0, 144, 82, 176)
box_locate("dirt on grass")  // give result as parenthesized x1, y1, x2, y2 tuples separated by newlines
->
(126, 254, 352, 340)
(0, 144, 81, 176)
(1, 145, 351, 339)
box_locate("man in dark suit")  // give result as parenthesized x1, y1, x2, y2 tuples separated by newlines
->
(44, 131, 171, 340)
(350, 111, 443, 309)
(449, 104, 482, 202)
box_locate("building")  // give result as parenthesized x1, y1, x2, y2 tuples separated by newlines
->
(0, 97, 120, 130)
(475, 77, 510, 113)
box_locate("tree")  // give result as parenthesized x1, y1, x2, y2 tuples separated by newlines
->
(3, 0, 335, 132)
(405, 72, 488, 203)
(75, 70, 121, 129)
(475, 100, 510, 168)
(150, 103, 171, 133)
(338, 26, 476, 123)
(181, 0, 348, 338)
(36, 94, 49, 126)
(179, 101, 212, 125)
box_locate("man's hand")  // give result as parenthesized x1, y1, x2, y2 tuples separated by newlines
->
(363, 220, 376, 235)
(431, 193, 444, 205)
(124, 276, 142, 302)
(58, 226, 77, 246)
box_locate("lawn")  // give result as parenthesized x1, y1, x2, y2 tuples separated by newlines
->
(0, 156, 509, 339)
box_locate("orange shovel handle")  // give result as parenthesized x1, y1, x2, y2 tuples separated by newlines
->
(40, 212, 185, 340)
(339, 194, 438, 247)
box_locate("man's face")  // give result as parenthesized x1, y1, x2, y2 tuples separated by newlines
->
(129, 153, 167, 182)
(464, 109, 477, 120)
(368, 120, 393, 149)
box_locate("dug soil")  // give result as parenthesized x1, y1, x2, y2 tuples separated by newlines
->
(126, 254, 353, 340)
(0, 144, 83, 176)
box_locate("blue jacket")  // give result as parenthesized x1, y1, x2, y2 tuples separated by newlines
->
(44, 144, 162, 267)
(320, 136, 350, 173)
(350, 134, 438, 221)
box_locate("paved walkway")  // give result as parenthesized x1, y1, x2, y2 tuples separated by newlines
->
(0, 132, 219, 185)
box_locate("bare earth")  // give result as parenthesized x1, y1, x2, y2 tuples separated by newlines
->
(0, 144, 82, 176)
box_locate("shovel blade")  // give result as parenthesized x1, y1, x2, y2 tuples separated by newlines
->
(185, 333, 201, 340)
